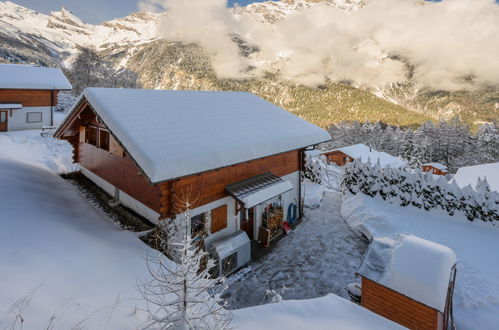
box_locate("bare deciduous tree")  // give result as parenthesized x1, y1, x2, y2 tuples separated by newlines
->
(139, 201, 231, 330)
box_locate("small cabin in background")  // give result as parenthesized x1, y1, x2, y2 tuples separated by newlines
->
(422, 163, 448, 176)
(55, 88, 330, 266)
(0, 64, 72, 132)
(319, 144, 406, 168)
(357, 235, 457, 330)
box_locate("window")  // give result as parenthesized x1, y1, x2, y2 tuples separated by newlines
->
(86, 126, 97, 146)
(26, 112, 42, 123)
(191, 213, 208, 239)
(0, 111, 6, 123)
(99, 129, 110, 151)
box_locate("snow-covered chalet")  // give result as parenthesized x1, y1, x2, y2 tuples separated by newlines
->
(319, 143, 406, 168)
(0, 64, 72, 131)
(55, 88, 330, 253)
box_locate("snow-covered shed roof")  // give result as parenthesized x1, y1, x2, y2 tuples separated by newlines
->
(422, 163, 448, 171)
(358, 235, 457, 313)
(452, 162, 499, 192)
(62, 88, 330, 183)
(0, 64, 72, 90)
(323, 143, 406, 168)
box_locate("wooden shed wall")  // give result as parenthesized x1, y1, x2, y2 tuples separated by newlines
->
(361, 277, 442, 330)
(0, 89, 59, 107)
(422, 166, 447, 176)
(158, 150, 301, 219)
(323, 150, 354, 166)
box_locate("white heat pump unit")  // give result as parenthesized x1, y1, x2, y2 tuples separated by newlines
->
(210, 230, 251, 276)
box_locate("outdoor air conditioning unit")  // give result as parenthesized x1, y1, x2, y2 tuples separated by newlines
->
(210, 230, 250, 277)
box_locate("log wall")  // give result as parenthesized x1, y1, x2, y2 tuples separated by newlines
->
(0, 89, 59, 107)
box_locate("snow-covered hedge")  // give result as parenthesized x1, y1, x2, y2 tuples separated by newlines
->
(341, 160, 499, 222)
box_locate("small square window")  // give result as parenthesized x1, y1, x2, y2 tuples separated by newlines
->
(26, 112, 42, 123)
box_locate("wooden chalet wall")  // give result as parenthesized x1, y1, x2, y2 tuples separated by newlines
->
(61, 101, 303, 220)
(158, 150, 301, 219)
(361, 277, 442, 330)
(0, 89, 59, 107)
(79, 144, 162, 213)
(323, 150, 354, 166)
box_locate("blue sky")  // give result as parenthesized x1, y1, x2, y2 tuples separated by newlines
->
(12, 0, 265, 24)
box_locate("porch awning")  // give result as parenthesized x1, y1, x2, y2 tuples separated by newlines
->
(226, 172, 293, 208)
(0, 104, 22, 109)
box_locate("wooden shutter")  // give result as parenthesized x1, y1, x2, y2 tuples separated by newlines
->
(79, 126, 86, 143)
(211, 205, 228, 234)
(109, 135, 124, 157)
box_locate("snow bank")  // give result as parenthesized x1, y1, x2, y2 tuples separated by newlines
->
(0, 130, 74, 173)
(69, 88, 331, 183)
(0, 158, 156, 328)
(342, 193, 499, 329)
(303, 179, 325, 208)
(0, 63, 72, 90)
(358, 235, 457, 312)
(452, 162, 499, 192)
(232, 293, 405, 330)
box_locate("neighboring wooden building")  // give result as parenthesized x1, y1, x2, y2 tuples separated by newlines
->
(320, 144, 406, 168)
(0, 64, 72, 131)
(422, 163, 448, 176)
(357, 235, 457, 330)
(55, 88, 330, 252)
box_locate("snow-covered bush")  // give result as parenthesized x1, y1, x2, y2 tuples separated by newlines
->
(341, 159, 499, 222)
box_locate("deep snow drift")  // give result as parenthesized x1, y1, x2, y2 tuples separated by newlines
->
(0, 158, 154, 328)
(342, 193, 499, 330)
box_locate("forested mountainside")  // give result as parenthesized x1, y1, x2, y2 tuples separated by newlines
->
(0, 0, 497, 128)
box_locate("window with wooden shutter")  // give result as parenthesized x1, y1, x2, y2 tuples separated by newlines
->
(211, 205, 228, 234)
(99, 129, 110, 151)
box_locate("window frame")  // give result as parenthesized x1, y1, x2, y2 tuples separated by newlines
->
(26, 112, 43, 123)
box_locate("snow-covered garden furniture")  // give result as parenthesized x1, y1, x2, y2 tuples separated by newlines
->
(357, 235, 457, 330)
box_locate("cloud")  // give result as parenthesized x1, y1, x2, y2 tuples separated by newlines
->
(138, 0, 499, 90)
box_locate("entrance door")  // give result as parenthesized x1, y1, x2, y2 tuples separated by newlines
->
(0, 111, 7, 132)
(241, 207, 254, 240)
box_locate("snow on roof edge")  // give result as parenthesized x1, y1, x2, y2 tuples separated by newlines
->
(0, 64, 72, 90)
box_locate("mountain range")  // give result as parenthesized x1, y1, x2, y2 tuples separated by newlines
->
(0, 0, 497, 128)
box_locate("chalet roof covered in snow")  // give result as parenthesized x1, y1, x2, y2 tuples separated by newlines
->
(452, 162, 499, 192)
(422, 163, 448, 171)
(358, 235, 457, 313)
(60, 88, 330, 183)
(323, 143, 406, 168)
(0, 64, 72, 90)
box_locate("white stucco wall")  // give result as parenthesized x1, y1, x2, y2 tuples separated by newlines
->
(81, 166, 161, 224)
(182, 170, 301, 248)
(81, 165, 301, 250)
(7, 106, 52, 131)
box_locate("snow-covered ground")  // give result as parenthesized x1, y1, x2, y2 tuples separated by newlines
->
(342, 193, 499, 330)
(0, 157, 156, 328)
(232, 293, 404, 330)
(225, 188, 367, 309)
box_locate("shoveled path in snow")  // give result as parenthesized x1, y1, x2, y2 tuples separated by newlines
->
(225, 191, 367, 309)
